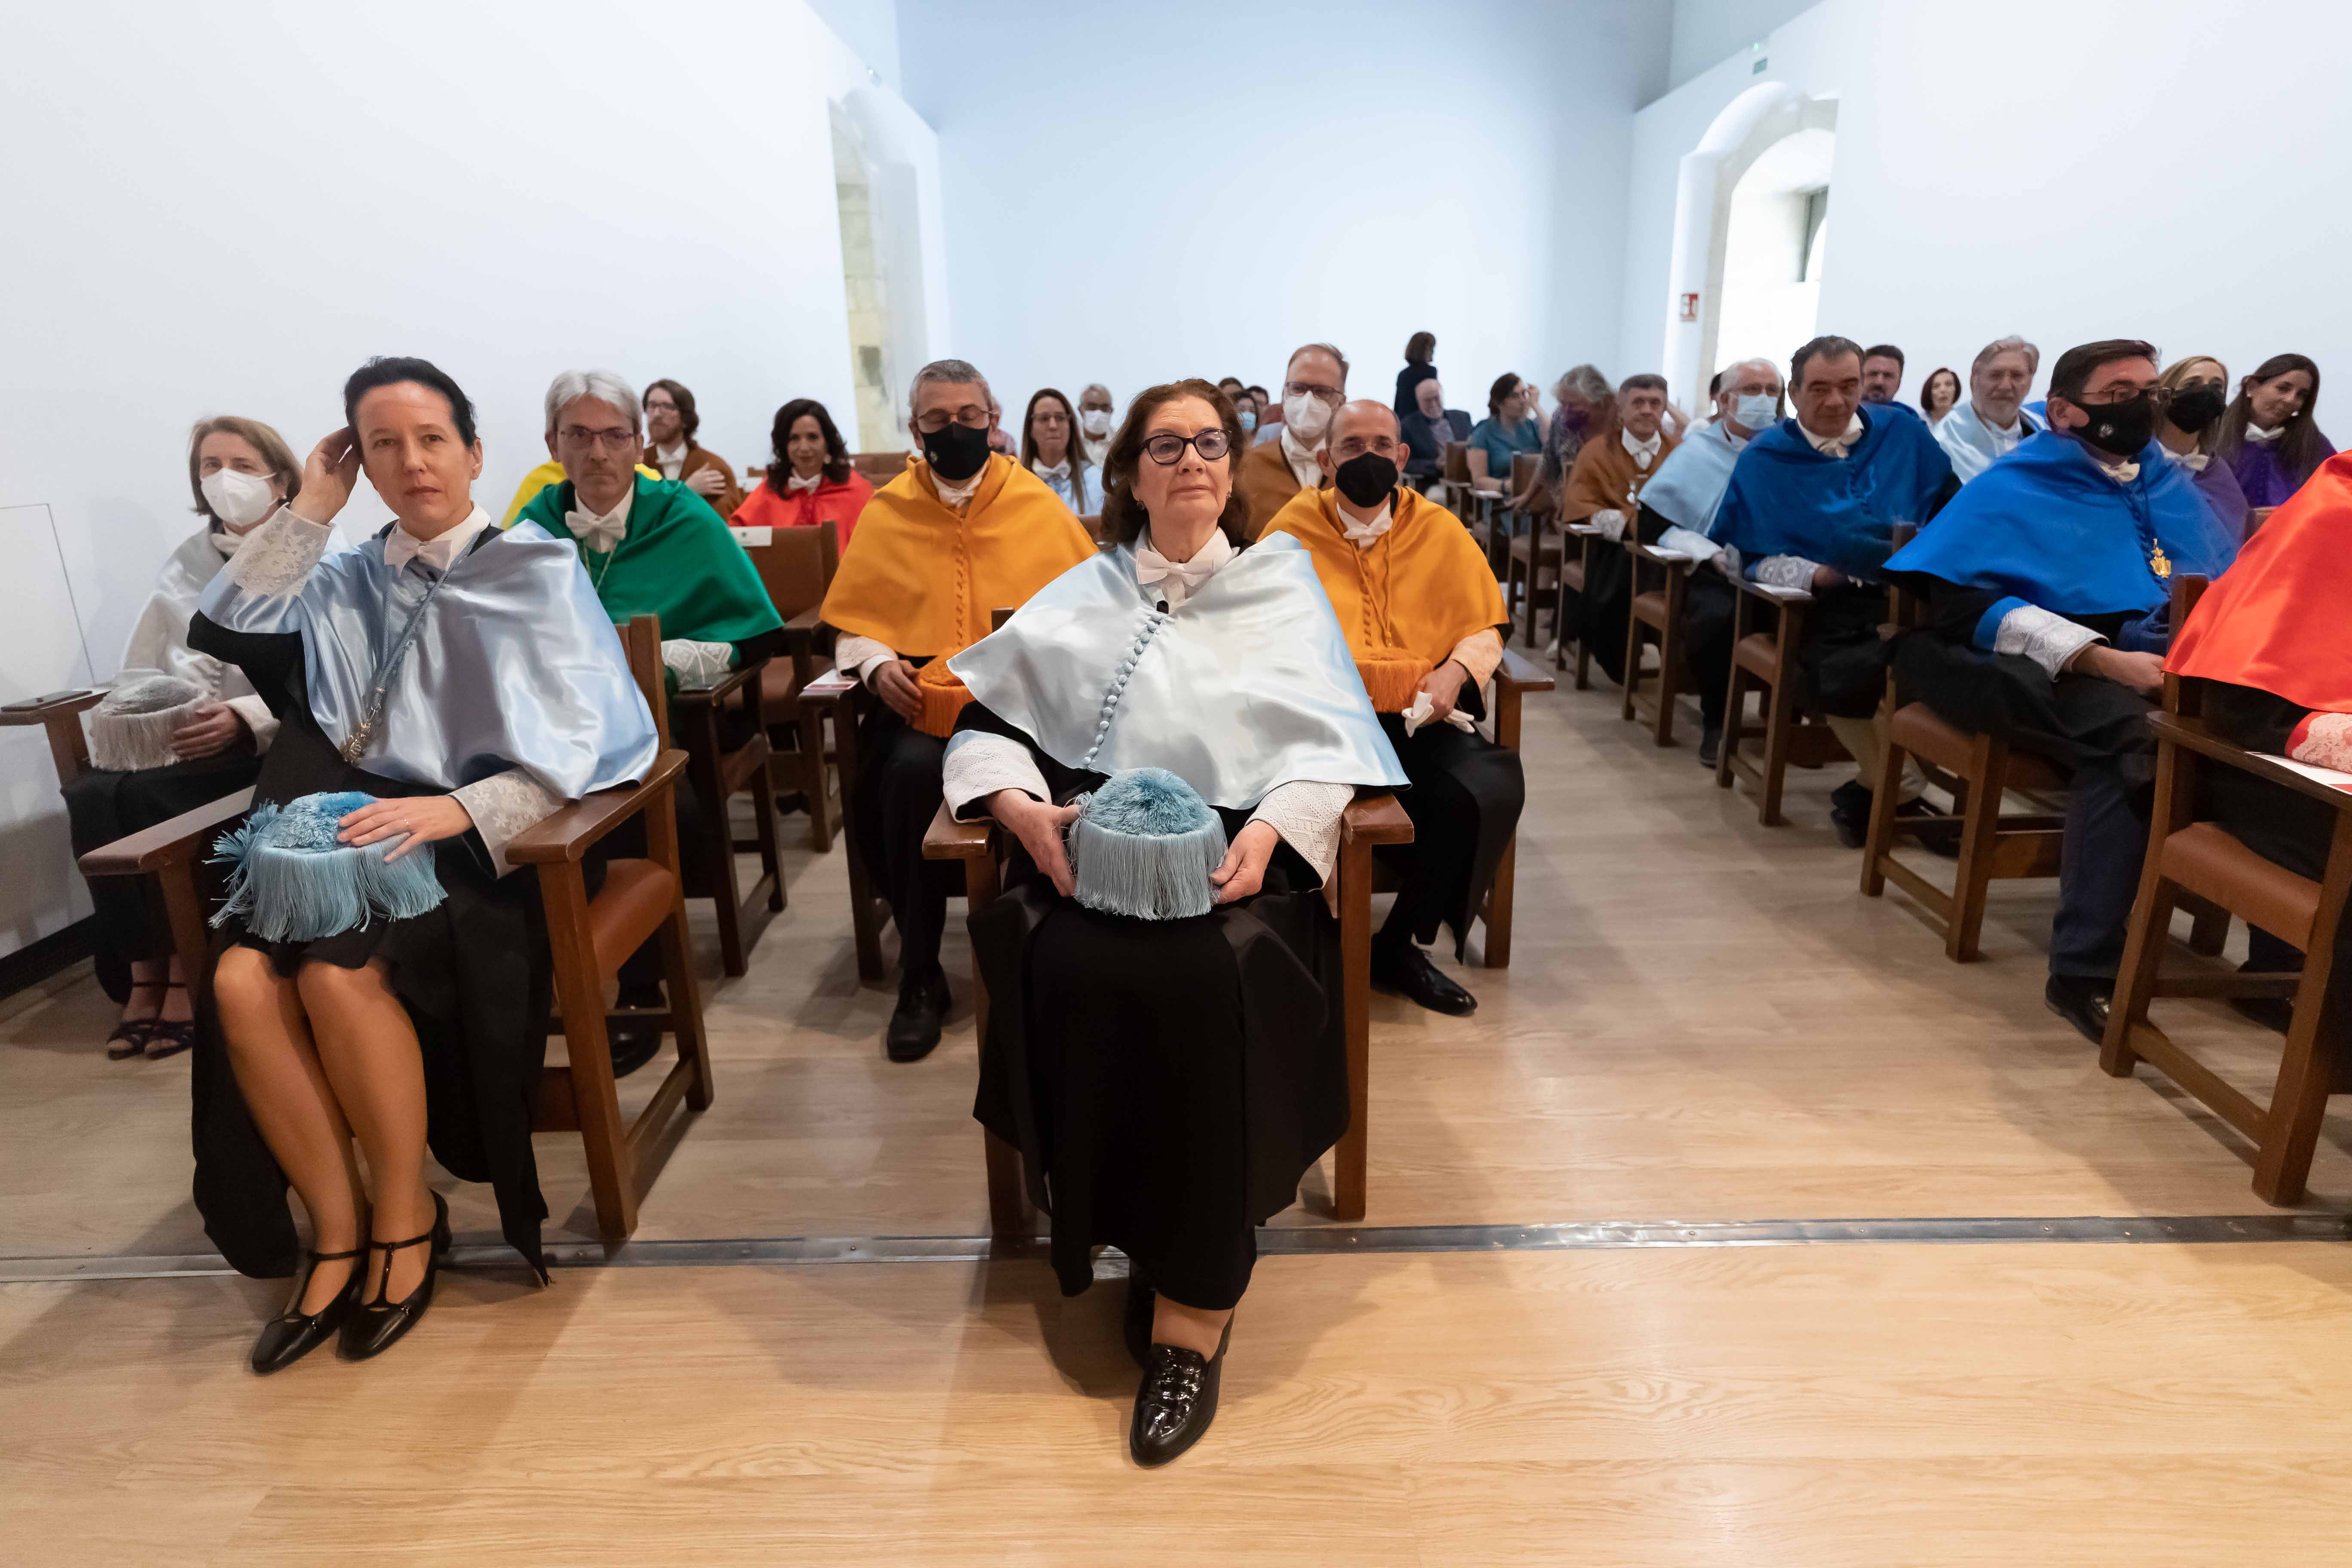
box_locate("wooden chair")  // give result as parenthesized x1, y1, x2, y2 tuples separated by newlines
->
(2246, 506, 2278, 534)
(1713, 578, 1850, 826)
(2102, 594, 2352, 1205)
(76, 613, 713, 1240)
(1620, 540, 1699, 745)
(1444, 442, 1503, 574)
(0, 687, 106, 790)
(737, 520, 842, 851)
(850, 451, 910, 489)
(928, 790, 1412, 1234)
(1550, 524, 1605, 689)
(1500, 452, 1555, 647)
(1473, 649, 1551, 969)
(662, 640, 783, 979)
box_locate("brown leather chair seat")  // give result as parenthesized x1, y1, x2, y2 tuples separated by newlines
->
(2161, 821, 2321, 949)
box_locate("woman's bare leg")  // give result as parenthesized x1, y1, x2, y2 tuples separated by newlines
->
(1151, 1297, 1234, 1358)
(296, 959, 433, 1302)
(213, 946, 366, 1313)
(119, 957, 166, 1026)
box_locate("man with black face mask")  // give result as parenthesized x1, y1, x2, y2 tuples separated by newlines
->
(820, 358, 1097, 1060)
(1884, 339, 2242, 1043)
(1260, 401, 1525, 1016)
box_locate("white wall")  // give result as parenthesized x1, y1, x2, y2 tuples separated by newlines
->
(1623, 0, 2352, 410)
(899, 0, 1669, 423)
(0, 0, 934, 958)
(1663, 0, 1820, 95)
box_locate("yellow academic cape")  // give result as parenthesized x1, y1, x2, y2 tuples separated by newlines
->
(1262, 485, 1506, 711)
(501, 459, 661, 527)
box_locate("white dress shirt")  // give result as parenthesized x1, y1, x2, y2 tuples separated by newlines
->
(654, 441, 688, 481)
(1278, 426, 1323, 490)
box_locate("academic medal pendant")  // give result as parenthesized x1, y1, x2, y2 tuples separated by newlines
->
(2149, 542, 2172, 580)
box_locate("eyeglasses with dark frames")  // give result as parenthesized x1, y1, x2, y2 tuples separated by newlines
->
(1142, 429, 1233, 466)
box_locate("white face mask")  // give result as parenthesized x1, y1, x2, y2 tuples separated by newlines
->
(202, 467, 279, 528)
(1283, 393, 1333, 442)
(1079, 408, 1112, 438)
(1732, 394, 1779, 432)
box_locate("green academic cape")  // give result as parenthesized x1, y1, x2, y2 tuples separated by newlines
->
(517, 474, 782, 652)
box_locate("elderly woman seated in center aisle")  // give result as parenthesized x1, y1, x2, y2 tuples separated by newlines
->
(1884, 338, 2239, 1043)
(729, 398, 874, 547)
(190, 356, 658, 1372)
(940, 380, 1406, 1468)
(1263, 399, 1524, 1017)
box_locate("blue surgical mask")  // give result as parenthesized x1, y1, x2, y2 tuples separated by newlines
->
(1733, 393, 1779, 431)
(1239, 410, 1258, 435)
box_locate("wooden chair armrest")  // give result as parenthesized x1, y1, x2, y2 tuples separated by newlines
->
(801, 669, 860, 706)
(670, 658, 765, 708)
(0, 689, 105, 723)
(780, 606, 830, 654)
(2149, 714, 2352, 813)
(1341, 792, 1414, 848)
(505, 750, 688, 865)
(1737, 577, 1815, 605)
(1638, 544, 1698, 566)
(923, 801, 998, 861)
(1565, 522, 1603, 537)
(80, 787, 257, 876)
(1495, 647, 1554, 694)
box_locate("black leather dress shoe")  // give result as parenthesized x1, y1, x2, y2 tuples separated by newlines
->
(1371, 942, 1477, 1016)
(2045, 975, 2114, 1045)
(1123, 1266, 1156, 1369)
(606, 982, 666, 1079)
(1130, 1318, 1230, 1468)
(886, 967, 950, 1063)
(1697, 723, 1722, 769)
(339, 1192, 450, 1363)
(1893, 799, 1962, 858)
(1829, 790, 1872, 851)
(251, 1244, 363, 1375)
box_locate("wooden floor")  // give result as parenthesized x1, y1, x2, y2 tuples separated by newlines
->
(7, 677, 2352, 1560)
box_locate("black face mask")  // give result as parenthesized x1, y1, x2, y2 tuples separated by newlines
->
(920, 420, 992, 482)
(2166, 383, 2226, 435)
(1333, 451, 1399, 508)
(2071, 392, 2157, 459)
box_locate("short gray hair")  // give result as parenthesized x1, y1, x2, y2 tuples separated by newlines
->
(1971, 336, 2040, 376)
(910, 358, 990, 413)
(1287, 342, 1350, 389)
(1552, 364, 1611, 407)
(545, 370, 641, 435)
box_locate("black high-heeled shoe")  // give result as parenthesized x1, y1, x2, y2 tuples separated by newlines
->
(338, 1192, 450, 1363)
(1130, 1316, 1231, 1468)
(250, 1244, 364, 1375)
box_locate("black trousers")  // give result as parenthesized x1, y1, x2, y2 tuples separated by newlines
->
(855, 704, 962, 977)
(1375, 713, 1525, 957)
(1682, 568, 1738, 729)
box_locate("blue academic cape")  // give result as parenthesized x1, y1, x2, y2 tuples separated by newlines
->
(1884, 431, 2238, 649)
(1709, 405, 1955, 579)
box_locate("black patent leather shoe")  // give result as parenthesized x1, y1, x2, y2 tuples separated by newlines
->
(2045, 975, 2114, 1045)
(339, 1192, 451, 1363)
(886, 967, 950, 1063)
(606, 982, 666, 1079)
(1371, 942, 1477, 1016)
(250, 1244, 364, 1375)
(1130, 1318, 1230, 1468)
(1123, 1266, 1156, 1369)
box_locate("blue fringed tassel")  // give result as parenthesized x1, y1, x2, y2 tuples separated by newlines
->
(1066, 767, 1227, 920)
(209, 793, 448, 940)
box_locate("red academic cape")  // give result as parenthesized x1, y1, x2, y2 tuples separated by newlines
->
(2168, 450, 2352, 715)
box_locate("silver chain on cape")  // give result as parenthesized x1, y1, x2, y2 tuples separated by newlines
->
(339, 570, 453, 764)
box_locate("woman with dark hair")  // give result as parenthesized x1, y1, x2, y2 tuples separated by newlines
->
(2214, 352, 2334, 507)
(642, 377, 744, 519)
(188, 355, 658, 1371)
(1393, 330, 1439, 419)
(1920, 367, 1962, 426)
(1467, 371, 1544, 508)
(941, 379, 1404, 1466)
(730, 398, 873, 546)
(1018, 386, 1095, 513)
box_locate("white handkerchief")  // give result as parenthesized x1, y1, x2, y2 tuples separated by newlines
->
(1402, 689, 1477, 737)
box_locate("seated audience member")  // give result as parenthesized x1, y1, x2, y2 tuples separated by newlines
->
(1216, 376, 1248, 404)
(643, 378, 744, 519)
(1711, 334, 1958, 845)
(1540, 365, 1614, 512)
(1231, 387, 1262, 441)
(1263, 400, 1523, 1015)
(1467, 374, 1545, 520)
(1920, 366, 1962, 426)
(1401, 377, 1473, 487)
(516, 371, 787, 1067)
(1936, 336, 2044, 484)
(191, 357, 658, 1368)
(1239, 341, 1347, 535)
(2154, 356, 2250, 542)
(1884, 339, 2238, 1043)
(1558, 374, 1680, 686)
(66, 416, 325, 1060)
(1395, 330, 1439, 420)
(820, 359, 1096, 1060)
(730, 397, 874, 546)
(1078, 383, 1115, 468)
(1246, 384, 1273, 424)
(943, 380, 1405, 1465)
(1861, 344, 1906, 406)
(500, 454, 656, 524)
(986, 397, 1017, 456)
(2168, 450, 2352, 1031)
(1633, 358, 1785, 765)
(1021, 386, 1096, 513)
(2215, 353, 2334, 507)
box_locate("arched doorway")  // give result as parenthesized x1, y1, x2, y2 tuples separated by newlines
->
(1660, 83, 1839, 403)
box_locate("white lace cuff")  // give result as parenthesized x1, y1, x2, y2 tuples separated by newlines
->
(223, 694, 279, 753)
(661, 637, 736, 688)
(1248, 780, 1353, 885)
(942, 732, 1050, 819)
(1752, 554, 1820, 591)
(1448, 628, 1504, 689)
(1592, 508, 1628, 542)
(228, 504, 335, 594)
(1995, 604, 2105, 681)
(2291, 712, 2352, 772)
(453, 768, 563, 878)
(834, 632, 898, 683)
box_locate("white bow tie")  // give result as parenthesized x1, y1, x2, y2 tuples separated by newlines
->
(1341, 506, 1393, 546)
(786, 471, 822, 493)
(566, 505, 628, 554)
(1134, 531, 1232, 602)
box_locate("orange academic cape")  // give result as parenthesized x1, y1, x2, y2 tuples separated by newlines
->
(1561, 425, 1679, 523)
(1260, 485, 1507, 710)
(2168, 449, 2352, 714)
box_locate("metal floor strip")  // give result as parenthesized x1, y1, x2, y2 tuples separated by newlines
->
(7, 1213, 2352, 1284)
